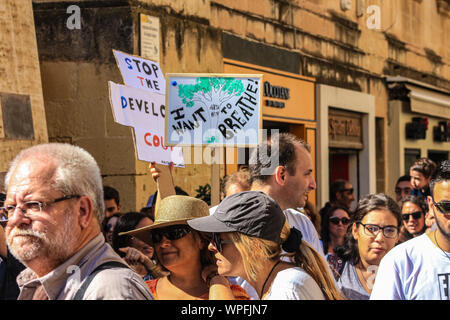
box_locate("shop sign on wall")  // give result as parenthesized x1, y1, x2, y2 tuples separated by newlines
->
(329, 109, 363, 149)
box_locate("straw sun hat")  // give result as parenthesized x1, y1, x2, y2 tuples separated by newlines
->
(119, 195, 210, 245)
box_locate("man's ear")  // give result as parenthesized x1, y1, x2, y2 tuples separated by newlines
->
(274, 166, 288, 186)
(427, 196, 435, 218)
(351, 223, 359, 241)
(77, 196, 94, 229)
(336, 191, 342, 201)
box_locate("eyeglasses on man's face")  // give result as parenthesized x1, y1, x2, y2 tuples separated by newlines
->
(357, 222, 399, 239)
(432, 199, 450, 214)
(2, 195, 81, 219)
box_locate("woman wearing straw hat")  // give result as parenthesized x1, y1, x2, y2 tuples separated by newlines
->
(188, 191, 345, 300)
(122, 193, 249, 300)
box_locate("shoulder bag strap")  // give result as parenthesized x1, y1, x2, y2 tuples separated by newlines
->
(73, 261, 128, 300)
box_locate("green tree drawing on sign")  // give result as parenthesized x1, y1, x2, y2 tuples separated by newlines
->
(178, 77, 245, 109)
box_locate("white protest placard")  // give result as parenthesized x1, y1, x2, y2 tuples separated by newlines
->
(109, 81, 184, 167)
(165, 74, 263, 146)
(113, 49, 165, 94)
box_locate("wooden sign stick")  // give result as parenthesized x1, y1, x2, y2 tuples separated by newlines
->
(153, 163, 176, 215)
(210, 147, 220, 207)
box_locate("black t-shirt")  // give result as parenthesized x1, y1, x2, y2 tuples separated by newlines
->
(0, 249, 26, 300)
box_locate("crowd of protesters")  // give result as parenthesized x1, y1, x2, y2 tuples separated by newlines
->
(0, 134, 449, 300)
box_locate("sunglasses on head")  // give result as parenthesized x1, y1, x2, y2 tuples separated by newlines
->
(150, 225, 191, 244)
(401, 211, 423, 221)
(432, 199, 450, 214)
(329, 217, 351, 225)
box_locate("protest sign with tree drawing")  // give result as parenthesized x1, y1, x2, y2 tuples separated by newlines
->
(166, 74, 262, 146)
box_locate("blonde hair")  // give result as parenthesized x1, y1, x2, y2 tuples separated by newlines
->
(230, 222, 345, 300)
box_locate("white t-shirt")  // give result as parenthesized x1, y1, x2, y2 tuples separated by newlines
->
(370, 233, 450, 300)
(263, 267, 325, 300)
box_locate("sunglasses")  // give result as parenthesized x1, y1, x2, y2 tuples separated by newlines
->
(150, 225, 191, 244)
(329, 217, 351, 225)
(432, 199, 450, 214)
(211, 233, 233, 252)
(340, 188, 354, 194)
(401, 211, 423, 221)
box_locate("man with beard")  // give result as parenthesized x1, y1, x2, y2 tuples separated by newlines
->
(371, 160, 450, 300)
(3, 143, 153, 300)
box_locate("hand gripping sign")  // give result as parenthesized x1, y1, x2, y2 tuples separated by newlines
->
(109, 81, 184, 167)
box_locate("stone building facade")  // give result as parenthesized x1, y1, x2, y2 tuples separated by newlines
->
(1, 0, 448, 211)
(0, 0, 48, 191)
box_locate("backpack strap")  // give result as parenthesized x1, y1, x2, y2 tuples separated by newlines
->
(73, 261, 129, 300)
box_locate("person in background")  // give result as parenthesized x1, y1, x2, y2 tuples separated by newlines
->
(112, 211, 165, 281)
(103, 186, 122, 219)
(0, 216, 26, 300)
(398, 195, 427, 244)
(320, 205, 352, 279)
(0, 193, 7, 225)
(102, 214, 120, 246)
(3, 143, 153, 300)
(188, 191, 344, 300)
(394, 175, 412, 205)
(124, 194, 249, 300)
(142, 185, 189, 222)
(298, 201, 321, 235)
(210, 169, 252, 215)
(371, 160, 450, 300)
(409, 158, 437, 198)
(319, 179, 355, 221)
(334, 193, 401, 300)
(221, 169, 252, 201)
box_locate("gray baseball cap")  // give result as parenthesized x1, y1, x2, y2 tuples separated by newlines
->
(187, 191, 286, 243)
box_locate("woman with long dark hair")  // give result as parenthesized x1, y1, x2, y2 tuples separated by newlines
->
(334, 193, 402, 300)
(320, 205, 351, 279)
(398, 195, 428, 244)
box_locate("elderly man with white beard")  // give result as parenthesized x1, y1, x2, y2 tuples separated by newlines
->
(3, 143, 153, 300)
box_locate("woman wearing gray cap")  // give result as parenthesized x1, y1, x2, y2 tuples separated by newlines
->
(188, 191, 344, 300)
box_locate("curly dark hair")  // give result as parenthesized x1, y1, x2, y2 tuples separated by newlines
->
(335, 194, 401, 265)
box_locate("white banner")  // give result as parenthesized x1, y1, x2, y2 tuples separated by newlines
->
(113, 49, 165, 95)
(109, 81, 184, 167)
